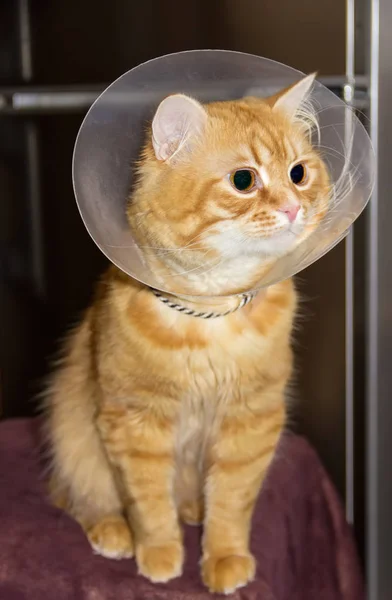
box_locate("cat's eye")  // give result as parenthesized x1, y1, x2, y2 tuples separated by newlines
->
(230, 169, 256, 193)
(290, 163, 307, 186)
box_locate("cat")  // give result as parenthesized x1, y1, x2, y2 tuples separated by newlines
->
(44, 73, 330, 595)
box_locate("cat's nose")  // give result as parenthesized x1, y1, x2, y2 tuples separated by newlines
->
(279, 203, 300, 223)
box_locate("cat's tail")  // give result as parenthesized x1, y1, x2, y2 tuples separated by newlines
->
(40, 314, 122, 528)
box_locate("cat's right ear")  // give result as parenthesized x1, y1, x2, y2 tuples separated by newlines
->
(152, 94, 207, 161)
(270, 73, 316, 118)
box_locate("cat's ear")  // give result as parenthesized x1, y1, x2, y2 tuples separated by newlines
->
(152, 94, 207, 161)
(270, 73, 316, 118)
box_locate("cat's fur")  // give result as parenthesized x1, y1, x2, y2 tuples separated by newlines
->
(45, 75, 330, 594)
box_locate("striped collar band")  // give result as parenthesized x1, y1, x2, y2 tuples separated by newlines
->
(152, 289, 256, 319)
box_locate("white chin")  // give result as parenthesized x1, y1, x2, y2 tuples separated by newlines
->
(245, 230, 300, 258)
(207, 221, 304, 262)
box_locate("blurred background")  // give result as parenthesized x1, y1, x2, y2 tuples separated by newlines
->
(0, 2, 390, 599)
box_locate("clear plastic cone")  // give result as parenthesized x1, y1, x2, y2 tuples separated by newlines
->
(72, 50, 375, 298)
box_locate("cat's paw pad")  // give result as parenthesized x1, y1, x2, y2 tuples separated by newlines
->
(179, 499, 204, 526)
(136, 541, 183, 583)
(88, 515, 134, 559)
(201, 553, 256, 595)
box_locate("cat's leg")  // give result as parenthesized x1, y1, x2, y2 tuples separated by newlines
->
(97, 399, 183, 583)
(201, 400, 285, 594)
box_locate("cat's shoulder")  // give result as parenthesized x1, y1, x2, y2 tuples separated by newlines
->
(243, 279, 297, 335)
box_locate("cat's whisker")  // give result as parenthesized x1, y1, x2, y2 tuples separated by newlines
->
(146, 242, 205, 256)
(317, 121, 347, 131)
(295, 95, 321, 144)
(140, 224, 247, 276)
(155, 249, 218, 279)
(307, 173, 359, 233)
(106, 238, 205, 253)
(313, 103, 355, 118)
(317, 144, 357, 171)
(312, 102, 370, 134)
(146, 225, 222, 257)
(194, 236, 253, 279)
(317, 128, 355, 163)
(134, 209, 153, 228)
(162, 232, 250, 281)
(333, 166, 360, 206)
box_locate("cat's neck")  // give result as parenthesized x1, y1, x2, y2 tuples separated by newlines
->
(152, 287, 264, 320)
(142, 249, 273, 298)
(111, 264, 268, 319)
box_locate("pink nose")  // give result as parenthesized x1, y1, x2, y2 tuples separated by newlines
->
(279, 203, 300, 223)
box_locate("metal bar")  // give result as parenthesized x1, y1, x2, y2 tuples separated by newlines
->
(17, 0, 46, 298)
(0, 76, 370, 115)
(345, 0, 356, 527)
(366, 0, 392, 597)
(1, 88, 103, 114)
(25, 122, 45, 298)
(18, 0, 32, 82)
(366, 0, 380, 596)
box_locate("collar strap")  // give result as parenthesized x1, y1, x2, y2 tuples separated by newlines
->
(152, 289, 256, 319)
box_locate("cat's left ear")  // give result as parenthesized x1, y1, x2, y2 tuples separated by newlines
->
(270, 73, 317, 118)
(152, 94, 207, 161)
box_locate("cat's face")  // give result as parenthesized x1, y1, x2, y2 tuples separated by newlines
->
(129, 75, 331, 294)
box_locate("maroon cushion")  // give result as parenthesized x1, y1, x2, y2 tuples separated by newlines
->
(0, 418, 364, 600)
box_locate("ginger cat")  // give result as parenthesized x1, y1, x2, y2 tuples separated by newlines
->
(45, 74, 330, 594)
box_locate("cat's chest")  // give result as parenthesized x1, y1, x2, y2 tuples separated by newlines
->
(173, 327, 268, 464)
(175, 319, 269, 399)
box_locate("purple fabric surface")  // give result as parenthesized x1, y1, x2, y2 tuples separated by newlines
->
(0, 418, 364, 600)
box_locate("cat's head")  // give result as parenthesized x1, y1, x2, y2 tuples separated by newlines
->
(128, 74, 331, 295)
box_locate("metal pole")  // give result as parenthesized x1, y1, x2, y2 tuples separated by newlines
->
(367, 0, 379, 596)
(18, 0, 46, 298)
(366, 0, 392, 597)
(345, 0, 356, 526)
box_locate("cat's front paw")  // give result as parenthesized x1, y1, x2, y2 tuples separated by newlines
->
(136, 540, 184, 583)
(201, 553, 256, 594)
(87, 514, 134, 559)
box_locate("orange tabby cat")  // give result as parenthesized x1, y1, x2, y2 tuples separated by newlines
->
(45, 74, 330, 594)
